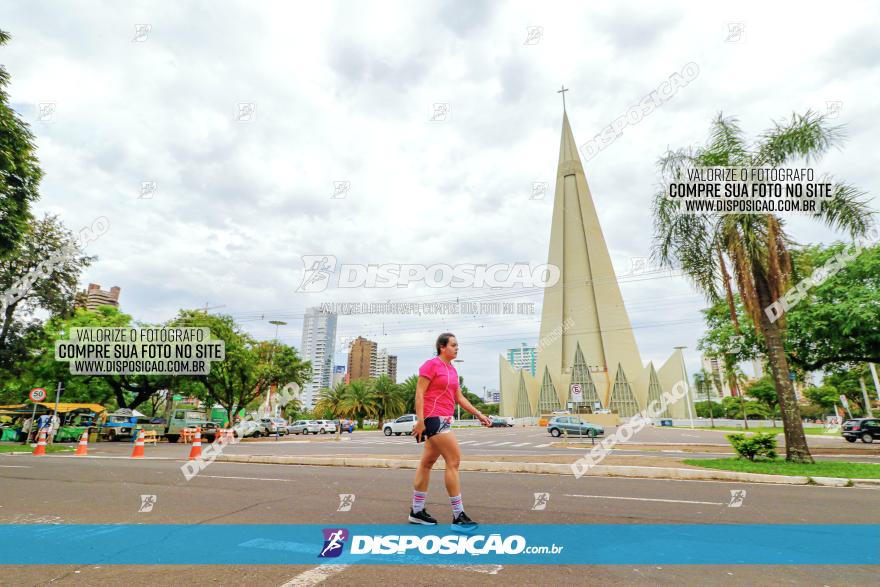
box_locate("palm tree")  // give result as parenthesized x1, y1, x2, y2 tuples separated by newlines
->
(693, 369, 716, 428)
(339, 380, 378, 429)
(400, 374, 418, 414)
(653, 111, 873, 463)
(314, 382, 347, 418)
(372, 375, 405, 429)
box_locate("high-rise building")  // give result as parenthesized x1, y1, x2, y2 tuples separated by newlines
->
(75, 283, 121, 310)
(332, 365, 346, 387)
(700, 355, 732, 398)
(300, 306, 337, 409)
(348, 336, 377, 381)
(506, 343, 537, 376)
(373, 348, 398, 383)
(499, 107, 692, 420)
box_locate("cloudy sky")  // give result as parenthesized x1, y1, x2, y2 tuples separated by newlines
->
(3, 0, 878, 393)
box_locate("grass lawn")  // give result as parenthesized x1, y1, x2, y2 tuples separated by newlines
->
(0, 443, 74, 454)
(674, 426, 834, 435)
(683, 457, 880, 479)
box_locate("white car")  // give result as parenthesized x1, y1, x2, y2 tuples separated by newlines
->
(313, 420, 337, 434)
(384, 414, 417, 436)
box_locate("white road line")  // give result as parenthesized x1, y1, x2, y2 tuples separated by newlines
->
(0, 465, 31, 468)
(510, 443, 531, 447)
(535, 443, 551, 448)
(564, 494, 723, 505)
(200, 475, 296, 482)
(469, 441, 496, 446)
(280, 564, 349, 586)
(457, 440, 477, 445)
(489, 442, 514, 446)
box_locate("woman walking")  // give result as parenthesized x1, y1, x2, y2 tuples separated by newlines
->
(408, 333, 491, 528)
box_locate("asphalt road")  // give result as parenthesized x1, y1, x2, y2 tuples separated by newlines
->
(1, 451, 878, 586)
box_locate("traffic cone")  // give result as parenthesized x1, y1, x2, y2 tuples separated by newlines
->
(130, 429, 146, 458)
(188, 427, 202, 460)
(74, 430, 89, 456)
(32, 430, 47, 456)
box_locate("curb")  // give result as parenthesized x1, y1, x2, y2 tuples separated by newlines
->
(213, 454, 876, 487)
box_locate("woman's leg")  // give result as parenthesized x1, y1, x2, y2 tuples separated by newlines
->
(413, 438, 441, 492)
(426, 432, 461, 497)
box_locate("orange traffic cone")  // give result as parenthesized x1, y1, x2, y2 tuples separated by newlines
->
(130, 429, 146, 458)
(188, 427, 202, 460)
(74, 430, 89, 456)
(32, 430, 48, 456)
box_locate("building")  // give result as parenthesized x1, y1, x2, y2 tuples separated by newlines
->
(332, 365, 346, 387)
(373, 348, 398, 383)
(300, 306, 338, 409)
(347, 336, 377, 382)
(75, 283, 121, 310)
(506, 343, 537, 377)
(498, 106, 692, 420)
(700, 355, 733, 398)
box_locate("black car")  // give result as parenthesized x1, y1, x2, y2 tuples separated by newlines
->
(841, 418, 879, 443)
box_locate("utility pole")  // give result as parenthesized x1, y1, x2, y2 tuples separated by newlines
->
(860, 378, 873, 418)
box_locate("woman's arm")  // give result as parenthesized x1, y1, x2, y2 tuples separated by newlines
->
(411, 376, 430, 438)
(455, 388, 492, 426)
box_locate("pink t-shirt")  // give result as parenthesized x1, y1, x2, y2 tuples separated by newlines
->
(418, 356, 459, 418)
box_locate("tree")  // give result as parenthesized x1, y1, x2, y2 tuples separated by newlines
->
(13, 306, 173, 410)
(693, 369, 718, 427)
(372, 375, 405, 428)
(0, 30, 43, 260)
(784, 243, 880, 371)
(745, 376, 779, 426)
(803, 385, 841, 413)
(653, 110, 873, 462)
(695, 400, 724, 418)
(314, 382, 347, 419)
(400, 374, 418, 413)
(339, 380, 377, 429)
(0, 215, 93, 362)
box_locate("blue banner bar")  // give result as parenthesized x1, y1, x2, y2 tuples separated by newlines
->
(0, 524, 876, 565)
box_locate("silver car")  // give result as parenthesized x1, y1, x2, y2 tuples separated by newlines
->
(288, 420, 310, 435)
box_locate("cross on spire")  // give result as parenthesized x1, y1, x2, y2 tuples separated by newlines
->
(557, 85, 569, 111)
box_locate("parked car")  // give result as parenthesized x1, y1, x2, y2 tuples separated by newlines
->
(288, 420, 311, 435)
(260, 417, 289, 436)
(384, 414, 417, 436)
(842, 418, 879, 443)
(489, 416, 514, 427)
(313, 419, 337, 434)
(547, 416, 604, 438)
(233, 420, 261, 438)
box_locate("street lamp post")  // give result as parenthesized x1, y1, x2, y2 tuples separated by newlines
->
(674, 346, 695, 429)
(267, 321, 287, 427)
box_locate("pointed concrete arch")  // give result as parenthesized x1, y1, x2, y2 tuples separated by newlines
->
(608, 363, 640, 417)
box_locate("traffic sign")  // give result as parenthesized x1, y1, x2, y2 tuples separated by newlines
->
(29, 388, 47, 402)
(570, 383, 583, 403)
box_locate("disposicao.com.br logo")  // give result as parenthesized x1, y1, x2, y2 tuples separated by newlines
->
(319, 528, 563, 557)
(297, 255, 560, 292)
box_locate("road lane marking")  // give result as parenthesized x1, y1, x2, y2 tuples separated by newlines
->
(511, 443, 531, 447)
(280, 564, 349, 586)
(564, 494, 723, 505)
(535, 443, 551, 448)
(200, 475, 296, 482)
(457, 440, 477, 445)
(0, 465, 31, 468)
(490, 442, 514, 446)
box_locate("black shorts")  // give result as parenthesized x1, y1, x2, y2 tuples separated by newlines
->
(421, 416, 453, 441)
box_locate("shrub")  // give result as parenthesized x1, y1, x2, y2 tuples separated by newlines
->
(726, 432, 778, 461)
